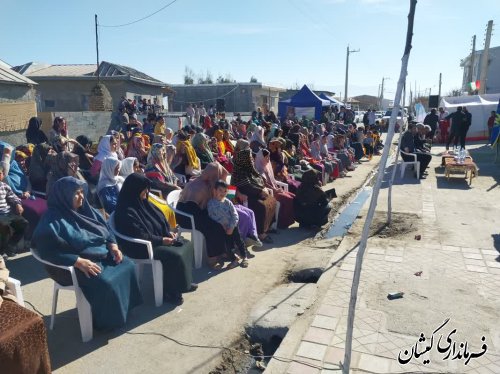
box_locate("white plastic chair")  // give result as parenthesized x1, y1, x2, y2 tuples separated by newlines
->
(31, 190, 47, 198)
(108, 212, 163, 307)
(174, 173, 187, 186)
(7, 277, 25, 307)
(30, 248, 93, 342)
(398, 136, 420, 179)
(275, 181, 289, 193)
(400, 151, 420, 179)
(166, 190, 205, 269)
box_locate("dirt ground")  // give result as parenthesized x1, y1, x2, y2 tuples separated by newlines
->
(348, 211, 419, 239)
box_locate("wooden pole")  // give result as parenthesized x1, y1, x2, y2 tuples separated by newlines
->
(95, 14, 100, 84)
(342, 1, 418, 373)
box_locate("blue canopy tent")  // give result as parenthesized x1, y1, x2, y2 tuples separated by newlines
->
(318, 93, 344, 107)
(278, 85, 330, 121)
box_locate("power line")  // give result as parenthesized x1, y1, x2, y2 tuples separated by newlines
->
(98, 0, 180, 28)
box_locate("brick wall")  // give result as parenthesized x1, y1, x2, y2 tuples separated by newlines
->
(0, 101, 37, 132)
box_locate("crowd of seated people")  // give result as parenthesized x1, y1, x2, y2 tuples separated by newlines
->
(0, 107, 384, 340)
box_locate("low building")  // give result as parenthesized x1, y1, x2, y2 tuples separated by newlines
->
(13, 61, 168, 112)
(169, 83, 286, 113)
(0, 59, 37, 146)
(460, 45, 500, 94)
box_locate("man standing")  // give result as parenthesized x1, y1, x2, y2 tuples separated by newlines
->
(198, 102, 207, 126)
(186, 103, 195, 125)
(445, 106, 465, 150)
(368, 108, 376, 127)
(423, 108, 439, 140)
(461, 106, 472, 149)
(400, 123, 432, 179)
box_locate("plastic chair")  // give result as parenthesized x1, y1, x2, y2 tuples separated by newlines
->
(6, 277, 25, 307)
(174, 173, 187, 186)
(30, 248, 93, 342)
(397, 136, 420, 179)
(275, 181, 289, 193)
(399, 151, 420, 179)
(166, 190, 205, 269)
(108, 212, 163, 307)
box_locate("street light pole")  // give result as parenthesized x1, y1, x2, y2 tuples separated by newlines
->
(344, 45, 360, 104)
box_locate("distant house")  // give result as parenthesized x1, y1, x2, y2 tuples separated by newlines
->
(460, 45, 500, 94)
(0, 59, 37, 145)
(13, 61, 168, 112)
(169, 83, 286, 113)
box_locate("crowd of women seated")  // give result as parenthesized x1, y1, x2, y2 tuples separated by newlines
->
(0, 111, 377, 334)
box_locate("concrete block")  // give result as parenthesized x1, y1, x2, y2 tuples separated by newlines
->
(245, 283, 317, 342)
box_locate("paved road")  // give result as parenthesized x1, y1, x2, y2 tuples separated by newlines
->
(266, 142, 500, 373)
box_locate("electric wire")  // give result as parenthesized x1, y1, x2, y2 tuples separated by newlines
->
(22, 299, 447, 373)
(98, 0, 179, 28)
(171, 83, 241, 104)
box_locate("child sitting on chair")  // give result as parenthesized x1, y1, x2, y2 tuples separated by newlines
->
(207, 180, 248, 269)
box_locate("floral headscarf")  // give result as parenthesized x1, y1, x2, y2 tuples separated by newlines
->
(146, 143, 176, 184)
(231, 149, 265, 190)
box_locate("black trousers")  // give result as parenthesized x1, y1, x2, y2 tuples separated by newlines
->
(446, 131, 460, 149)
(401, 152, 432, 175)
(225, 226, 246, 260)
(459, 129, 469, 149)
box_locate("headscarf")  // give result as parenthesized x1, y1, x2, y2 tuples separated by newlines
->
(222, 130, 235, 154)
(179, 162, 229, 209)
(214, 130, 226, 154)
(0, 141, 14, 176)
(29, 143, 53, 182)
(146, 143, 176, 184)
(115, 173, 170, 237)
(26, 117, 48, 145)
(250, 126, 266, 147)
(254, 149, 278, 188)
(231, 149, 265, 191)
(4, 160, 28, 195)
(234, 139, 250, 154)
(176, 138, 200, 170)
(95, 135, 117, 162)
(97, 157, 124, 193)
(33, 177, 113, 254)
(120, 157, 137, 177)
(295, 169, 324, 206)
(46, 152, 85, 195)
(126, 133, 147, 161)
(191, 133, 215, 164)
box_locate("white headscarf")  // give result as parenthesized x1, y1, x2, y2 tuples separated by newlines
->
(97, 157, 124, 193)
(95, 135, 118, 162)
(120, 157, 137, 178)
(250, 126, 266, 146)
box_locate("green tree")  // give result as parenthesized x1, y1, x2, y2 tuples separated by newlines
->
(250, 76, 258, 83)
(184, 66, 195, 85)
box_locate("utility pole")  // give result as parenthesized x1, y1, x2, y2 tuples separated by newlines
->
(95, 14, 100, 84)
(478, 20, 493, 94)
(344, 45, 360, 104)
(438, 72, 442, 98)
(379, 77, 390, 109)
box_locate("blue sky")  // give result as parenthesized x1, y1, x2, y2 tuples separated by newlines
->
(1, 0, 499, 100)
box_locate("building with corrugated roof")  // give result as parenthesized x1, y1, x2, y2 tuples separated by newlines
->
(0, 59, 37, 145)
(13, 61, 168, 112)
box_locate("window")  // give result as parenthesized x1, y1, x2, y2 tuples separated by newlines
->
(44, 100, 55, 108)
